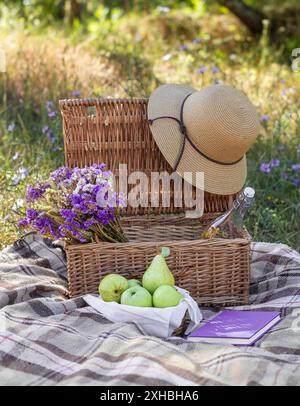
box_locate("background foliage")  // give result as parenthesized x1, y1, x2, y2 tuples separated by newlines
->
(0, 0, 299, 249)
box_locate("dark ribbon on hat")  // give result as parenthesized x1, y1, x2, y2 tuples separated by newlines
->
(148, 93, 244, 171)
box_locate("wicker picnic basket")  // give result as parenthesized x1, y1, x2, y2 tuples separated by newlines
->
(59, 97, 251, 306)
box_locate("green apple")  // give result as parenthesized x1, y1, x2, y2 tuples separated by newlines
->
(127, 279, 142, 289)
(120, 286, 152, 307)
(153, 285, 183, 308)
(99, 274, 128, 303)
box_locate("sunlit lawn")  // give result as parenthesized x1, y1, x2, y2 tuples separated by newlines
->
(0, 8, 300, 250)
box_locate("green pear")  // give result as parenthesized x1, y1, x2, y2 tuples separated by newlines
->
(142, 247, 174, 294)
(99, 274, 128, 303)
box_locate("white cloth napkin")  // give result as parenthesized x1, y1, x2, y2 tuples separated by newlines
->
(84, 287, 202, 338)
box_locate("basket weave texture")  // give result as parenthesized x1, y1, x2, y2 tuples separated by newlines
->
(60, 98, 251, 306)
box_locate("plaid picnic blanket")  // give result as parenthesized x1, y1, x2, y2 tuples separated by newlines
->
(0, 233, 300, 386)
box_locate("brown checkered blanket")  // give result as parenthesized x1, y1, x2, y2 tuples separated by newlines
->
(1, 233, 300, 386)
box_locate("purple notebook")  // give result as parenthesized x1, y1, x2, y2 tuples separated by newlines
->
(187, 310, 280, 346)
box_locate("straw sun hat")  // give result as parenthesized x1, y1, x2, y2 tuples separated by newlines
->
(147, 83, 260, 195)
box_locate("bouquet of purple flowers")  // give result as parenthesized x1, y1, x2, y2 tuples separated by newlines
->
(18, 164, 128, 244)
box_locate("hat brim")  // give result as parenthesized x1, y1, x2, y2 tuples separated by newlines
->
(147, 84, 246, 195)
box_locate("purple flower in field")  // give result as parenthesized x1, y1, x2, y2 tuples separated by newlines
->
(280, 79, 286, 84)
(270, 159, 280, 168)
(260, 163, 271, 173)
(276, 145, 285, 151)
(3, 214, 10, 222)
(42, 125, 49, 134)
(71, 90, 81, 97)
(12, 167, 29, 185)
(211, 67, 220, 73)
(48, 111, 57, 118)
(7, 122, 15, 132)
(192, 38, 202, 44)
(43, 125, 57, 143)
(292, 163, 300, 172)
(19, 167, 29, 177)
(162, 53, 172, 61)
(179, 44, 188, 51)
(12, 176, 21, 185)
(281, 172, 288, 181)
(261, 114, 269, 122)
(36, 153, 45, 164)
(46, 100, 54, 110)
(292, 179, 300, 187)
(47, 132, 57, 144)
(157, 6, 170, 13)
(197, 66, 206, 74)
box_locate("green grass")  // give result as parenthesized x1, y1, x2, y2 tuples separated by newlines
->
(0, 7, 300, 250)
